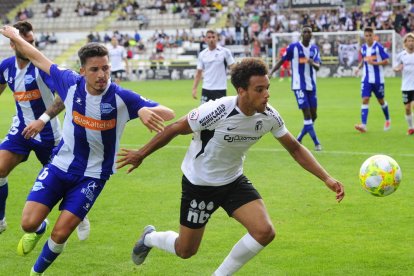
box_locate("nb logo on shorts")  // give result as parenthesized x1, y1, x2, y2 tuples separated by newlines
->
(187, 199, 214, 224)
(32, 181, 45, 192)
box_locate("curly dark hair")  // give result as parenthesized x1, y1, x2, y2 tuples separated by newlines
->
(78, 42, 108, 66)
(13, 21, 33, 36)
(230, 58, 268, 90)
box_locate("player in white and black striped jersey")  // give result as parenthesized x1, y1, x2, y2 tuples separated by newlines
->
(192, 29, 235, 104)
(394, 32, 414, 135)
(119, 58, 345, 275)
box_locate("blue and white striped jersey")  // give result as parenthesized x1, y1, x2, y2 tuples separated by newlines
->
(48, 64, 159, 180)
(360, 41, 389, 84)
(0, 57, 61, 143)
(282, 42, 320, 91)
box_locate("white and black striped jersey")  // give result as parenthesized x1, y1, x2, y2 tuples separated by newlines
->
(183, 96, 288, 186)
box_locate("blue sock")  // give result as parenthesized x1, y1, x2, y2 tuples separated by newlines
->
(35, 221, 47, 235)
(361, 105, 369, 125)
(0, 180, 8, 220)
(305, 122, 320, 146)
(297, 120, 311, 142)
(381, 102, 390, 121)
(33, 238, 65, 273)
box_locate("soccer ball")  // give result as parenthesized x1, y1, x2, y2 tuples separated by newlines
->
(359, 155, 402, 197)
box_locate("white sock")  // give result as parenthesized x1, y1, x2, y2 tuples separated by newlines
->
(48, 237, 66, 253)
(0, 177, 7, 186)
(213, 233, 264, 276)
(145, 230, 178, 254)
(406, 114, 413, 128)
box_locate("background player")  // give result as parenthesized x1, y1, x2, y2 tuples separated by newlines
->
(108, 36, 129, 84)
(354, 27, 391, 133)
(269, 26, 322, 151)
(191, 29, 235, 104)
(393, 32, 414, 135)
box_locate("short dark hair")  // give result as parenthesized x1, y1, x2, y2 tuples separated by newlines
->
(302, 25, 312, 31)
(364, 27, 374, 33)
(78, 43, 108, 66)
(231, 58, 268, 90)
(13, 21, 33, 36)
(206, 29, 216, 36)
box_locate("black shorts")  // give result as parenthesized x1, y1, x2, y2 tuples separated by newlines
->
(201, 89, 226, 104)
(111, 70, 125, 80)
(402, 90, 414, 105)
(180, 174, 261, 229)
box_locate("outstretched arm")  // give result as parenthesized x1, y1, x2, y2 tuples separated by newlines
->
(138, 104, 175, 133)
(0, 26, 53, 75)
(22, 94, 65, 139)
(277, 132, 345, 202)
(117, 116, 192, 173)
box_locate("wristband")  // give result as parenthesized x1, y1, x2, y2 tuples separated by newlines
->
(39, 113, 51, 124)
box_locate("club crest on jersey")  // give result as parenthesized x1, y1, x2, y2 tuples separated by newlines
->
(100, 103, 115, 114)
(24, 75, 35, 85)
(188, 109, 199, 120)
(255, 120, 263, 132)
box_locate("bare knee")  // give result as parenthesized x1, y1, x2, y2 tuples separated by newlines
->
(0, 168, 10, 179)
(251, 224, 276, 246)
(21, 215, 43, 233)
(175, 244, 199, 259)
(51, 227, 72, 244)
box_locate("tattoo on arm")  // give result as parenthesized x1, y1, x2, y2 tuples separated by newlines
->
(45, 94, 65, 119)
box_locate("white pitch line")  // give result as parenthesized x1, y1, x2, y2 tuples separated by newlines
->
(119, 144, 414, 158)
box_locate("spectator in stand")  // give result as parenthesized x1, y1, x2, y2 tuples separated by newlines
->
(134, 30, 141, 43)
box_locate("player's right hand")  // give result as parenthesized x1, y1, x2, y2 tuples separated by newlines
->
(191, 88, 197, 99)
(116, 148, 144, 174)
(22, 120, 46, 139)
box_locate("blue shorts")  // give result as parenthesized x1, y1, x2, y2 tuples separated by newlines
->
(361, 82, 385, 99)
(293, 89, 317, 109)
(0, 130, 56, 166)
(27, 164, 106, 220)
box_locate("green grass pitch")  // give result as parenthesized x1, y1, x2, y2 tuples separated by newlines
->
(0, 77, 413, 275)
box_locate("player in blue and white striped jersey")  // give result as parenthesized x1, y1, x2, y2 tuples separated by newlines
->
(0, 21, 63, 235)
(269, 26, 322, 151)
(355, 27, 391, 133)
(0, 25, 175, 275)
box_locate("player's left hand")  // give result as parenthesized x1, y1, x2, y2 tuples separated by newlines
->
(324, 178, 345, 203)
(116, 148, 144, 174)
(138, 107, 165, 133)
(22, 120, 46, 139)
